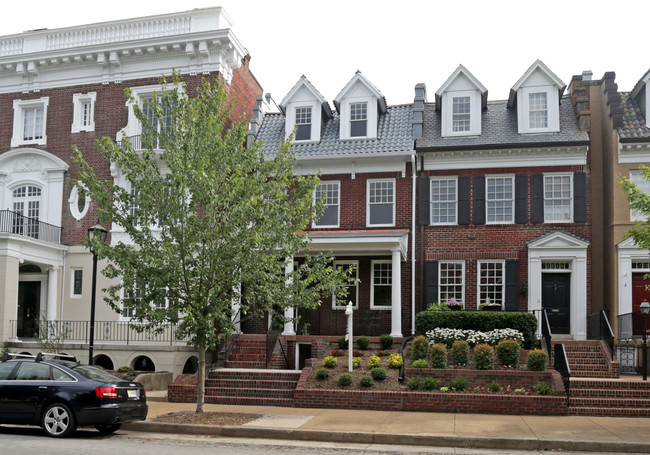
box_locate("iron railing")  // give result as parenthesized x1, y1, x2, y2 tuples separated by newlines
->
(10, 319, 190, 345)
(554, 343, 571, 400)
(587, 310, 614, 356)
(0, 210, 61, 243)
(618, 311, 648, 340)
(541, 309, 553, 364)
(119, 134, 173, 151)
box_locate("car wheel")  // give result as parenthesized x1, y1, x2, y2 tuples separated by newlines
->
(95, 424, 121, 434)
(42, 403, 76, 438)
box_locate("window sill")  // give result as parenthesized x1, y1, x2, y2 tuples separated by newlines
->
(370, 306, 392, 310)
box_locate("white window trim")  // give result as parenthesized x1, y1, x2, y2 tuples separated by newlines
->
(366, 178, 396, 227)
(543, 172, 573, 223)
(630, 170, 650, 222)
(68, 184, 90, 221)
(332, 260, 358, 309)
(71, 92, 97, 133)
(284, 100, 321, 143)
(313, 180, 340, 229)
(438, 260, 465, 307)
(517, 86, 559, 134)
(430, 176, 458, 225)
(486, 174, 515, 225)
(12, 97, 49, 147)
(70, 268, 83, 299)
(340, 96, 378, 140)
(477, 260, 505, 307)
(370, 259, 392, 310)
(441, 90, 482, 137)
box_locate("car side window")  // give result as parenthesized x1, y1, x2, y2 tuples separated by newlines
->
(14, 362, 51, 380)
(0, 362, 16, 380)
(51, 367, 74, 381)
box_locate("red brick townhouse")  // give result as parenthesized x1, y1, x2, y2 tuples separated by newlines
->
(248, 73, 416, 339)
(414, 61, 591, 339)
(0, 8, 262, 375)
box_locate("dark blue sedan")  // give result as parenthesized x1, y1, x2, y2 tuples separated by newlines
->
(0, 352, 148, 437)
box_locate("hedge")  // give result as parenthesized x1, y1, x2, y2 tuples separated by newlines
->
(415, 310, 538, 349)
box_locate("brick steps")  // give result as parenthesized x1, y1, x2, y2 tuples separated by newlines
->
(552, 340, 619, 379)
(204, 395, 294, 407)
(568, 406, 650, 417)
(204, 368, 300, 407)
(570, 397, 650, 408)
(572, 387, 650, 398)
(205, 387, 294, 399)
(569, 378, 650, 417)
(205, 378, 298, 389)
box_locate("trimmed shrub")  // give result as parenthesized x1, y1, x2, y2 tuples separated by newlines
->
(356, 336, 370, 350)
(337, 373, 353, 386)
(527, 349, 548, 371)
(410, 335, 430, 360)
(331, 348, 344, 356)
(359, 375, 374, 388)
(316, 368, 330, 379)
(473, 343, 494, 370)
(117, 366, 133, 373)
(387, 353, 403, 368)
(496, 339, 521, 367)
(412, 358, 429, 368)
(450, 340, 470, 366)
(407, 377, 423, 390)
(379, 334, 394, 350)
(488, 381, 502, 393)
(423, 377, 440, 390)
(323, 356, 337, 368)
(352, 357, 361, 369)
(430, 343, 448, 368)
(534, 381, 554, 395)
(337, 336, 347, 349)
(368, 355, 381, 369)
(449, 378, 468, 391)
(371, 367, 387, 381)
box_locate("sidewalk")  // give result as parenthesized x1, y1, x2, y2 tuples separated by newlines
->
(123, 392, 650, 453)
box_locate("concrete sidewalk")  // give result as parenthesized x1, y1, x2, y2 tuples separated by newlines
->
(123, 392, 650, 453)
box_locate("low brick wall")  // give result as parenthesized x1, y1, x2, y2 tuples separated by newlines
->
(405, 367, 562, 390)
(168, 373, 198, 403)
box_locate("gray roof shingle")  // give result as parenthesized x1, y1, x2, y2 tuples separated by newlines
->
(618, 92, 650, 141)
(256, 104, 414, 158)
(416, 96, 588, 150)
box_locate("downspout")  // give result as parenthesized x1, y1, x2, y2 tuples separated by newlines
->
(411, 152, 417, 335)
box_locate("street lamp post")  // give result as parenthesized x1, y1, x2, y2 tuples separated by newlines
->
(88, 223, 107, 366)
(641, 299, 650, 381)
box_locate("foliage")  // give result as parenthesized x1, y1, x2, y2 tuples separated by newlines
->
(337, 336, 347, 349)
(368, 355, 381, 369)
(356, 336, 370, 350)
(352, 357, 361, 369)
(331, 348, 344, 357)
(533, 381, 554, 395)
(410, 335, 430, 360)
(416, 311, 537, 348)
(1, 342, 12, 358)
(371, 367, 388, 381)
(316, 368, 330, 379)
(423, 377, 440, 390)
(621, 165, 650, 250)
(526, 349, 548, 371)
(353, 350, 364, 357)
(376, 350, 391, 357)
(387, 353, 404, 369)
(337, 373, 353, 387)
(379, 334, 394, 349)
(430, 343, 448, 369)
(35, 318, 71, 354)
(323, 356, 338, 368)
(73, 73, 350, 413)
(406, 377, 424, 390)
(448, 378, 469, 391)
(117, 366, 133, 373)
(425, 327, 524, 348)
(426, 303, 451, 311)
(496, 339, 521, 368)
(450, 340, 470, 366)
(473, 344, 494, 370)
(412, 359, 429, 368)
(359, 375, 374, 387)
(488, 381, 502, 393)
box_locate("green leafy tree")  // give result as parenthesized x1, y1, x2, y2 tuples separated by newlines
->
(74, 73, 349, 413)
(622, 165, 650, 248)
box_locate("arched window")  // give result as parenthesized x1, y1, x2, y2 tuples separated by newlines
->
(12, 185, 41, 238)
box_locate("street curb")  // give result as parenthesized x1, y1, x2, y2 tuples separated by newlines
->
(123, 421, 650, 453)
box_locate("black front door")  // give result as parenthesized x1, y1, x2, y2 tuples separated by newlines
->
(17, 281, 40, 338)
(542, 273, 570, 334)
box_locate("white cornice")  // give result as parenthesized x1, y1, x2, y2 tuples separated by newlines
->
(0, 8, 245, 92)
(421, 145, 587, 170)
(619, 142, 650, 163)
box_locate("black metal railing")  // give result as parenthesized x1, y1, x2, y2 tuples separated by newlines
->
(0, 210, 61, 243)
(554, 343, 571, 400)
(10, 319, 190, 345)
(587, 310, 614, 356)
(618, 311, 648, 339)
(541, 309, 553, 364)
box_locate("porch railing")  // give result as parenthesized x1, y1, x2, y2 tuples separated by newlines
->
(0, 210, 61, 243)
(618, 311, 648, 340)
(554, 343, 572, 400)
(587, 310, 614, 356)
(10, 320, 190, 345)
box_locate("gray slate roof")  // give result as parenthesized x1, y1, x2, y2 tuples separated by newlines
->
(416, 97, 588, 151)
(256, 104, 414, 159)
(618, 92, 650, 141)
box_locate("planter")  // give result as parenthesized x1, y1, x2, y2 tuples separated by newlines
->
(481, 305, 502, 312)
(448, 305, 463, 311)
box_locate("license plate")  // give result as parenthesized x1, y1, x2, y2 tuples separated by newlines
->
(127, 389, 138, 399)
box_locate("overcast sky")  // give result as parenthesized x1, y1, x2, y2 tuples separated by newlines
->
(1, 1, 647, 106)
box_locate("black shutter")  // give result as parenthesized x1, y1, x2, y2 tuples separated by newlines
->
(418, 176, 430, 225)
(574, 172, 587, 223)
(474, 176, 485, 225)
(458, 177, 470, 225)
(505, 260, 519, 311)
(531, 174, 544, 224)
(515, 175, 527, 224)
(425, 260, 438, 306)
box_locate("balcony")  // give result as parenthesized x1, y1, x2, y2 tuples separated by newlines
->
(120, 134, 172, 151)
(0, 210, 61, 244)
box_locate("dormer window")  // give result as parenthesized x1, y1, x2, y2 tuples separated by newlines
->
(295, 107, 312, 141)
(334, 72, 386, 141)
(452, 96, 471, 132)
(528, 92, 548, 129)
(350, 102, 368, 137)
(435, 65, 487, 138)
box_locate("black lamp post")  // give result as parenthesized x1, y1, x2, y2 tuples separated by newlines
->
(641, 299, 650, 381)
(88, 223, 107, 366)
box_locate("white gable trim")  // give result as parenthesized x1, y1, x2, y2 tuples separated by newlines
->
(510, 59, 565, 94)
(334, 72, 387, 113)
(435, 64, 487, 98)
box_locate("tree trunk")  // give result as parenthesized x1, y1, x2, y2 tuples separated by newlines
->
(195, 342, 206, 414)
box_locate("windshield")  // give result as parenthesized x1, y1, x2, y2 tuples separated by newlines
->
(71, 364, 124, 382)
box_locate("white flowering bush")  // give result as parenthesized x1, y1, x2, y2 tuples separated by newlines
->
(426, 328, 466, 347)
(426, 327, 523, 347)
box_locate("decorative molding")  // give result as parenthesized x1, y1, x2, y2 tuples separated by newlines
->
(618, 142, 650, 163)
(14, 156, 42, 172)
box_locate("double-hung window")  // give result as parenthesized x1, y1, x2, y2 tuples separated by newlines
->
(528, 92, 548, 129)
(350, 102, 368, 137)
(367, 179, 395, 226)
(371, 260, 392, 309)
(544, 174, 572, 222)
(486, 176, 514, 223)
(452, 96, 471, 132)
(12, 97, 49, 146)
(71, 269, 83, 298)
(122, 286, 141, 319)
(630, 170, 650, 221)
(333, 260, 358, 309)
(478, 261, 504, 306)
(294, 107, 312, 141)
(431, 178, 457, 224)
(314, 181, 340, 228)
(71, 92, 97, 133)
(439, 261, 464, 305)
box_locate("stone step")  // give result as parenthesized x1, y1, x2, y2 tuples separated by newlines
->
(569, 397, 650, 409)
(204, 395, 294, 407)
(568, 406, 650, 417)
(205, 378, 299, 389)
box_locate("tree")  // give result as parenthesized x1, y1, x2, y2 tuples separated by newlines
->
(74, 73, 350, 413)
(621, 165, 650, 248)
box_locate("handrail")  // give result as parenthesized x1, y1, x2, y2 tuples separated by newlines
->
(398, 335, 414, 382)
(541, 309, 553, 365)
(600, 310, 615, 357)
(554, 343, 571, 401)
(0, 210, 61, 244)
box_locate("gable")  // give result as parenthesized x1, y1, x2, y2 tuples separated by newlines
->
(527, 231, 589, 249)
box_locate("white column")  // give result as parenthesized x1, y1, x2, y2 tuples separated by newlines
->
(231, 284, 241, 333)
(390, 249, 402, 338)
(573, 256, 588, 340)
(282, 259, 296, 336)
(47, 266, 58, 321)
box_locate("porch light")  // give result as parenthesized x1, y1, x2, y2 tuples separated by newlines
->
(88, 223, 108, 366)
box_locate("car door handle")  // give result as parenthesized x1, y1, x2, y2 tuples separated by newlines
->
(38, 386, 48, 391)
